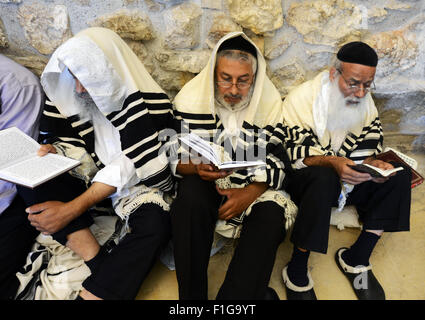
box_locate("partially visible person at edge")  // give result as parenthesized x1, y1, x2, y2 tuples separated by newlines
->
(0, 54, 43, 300)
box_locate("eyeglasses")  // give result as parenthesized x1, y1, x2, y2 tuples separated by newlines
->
(336, 69, 376, 93)
(216, 81, 252, 90)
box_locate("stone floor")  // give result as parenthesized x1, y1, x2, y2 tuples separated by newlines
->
(136, 181, 425, 300)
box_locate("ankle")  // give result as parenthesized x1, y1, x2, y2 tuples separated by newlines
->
(79, 288, 103, 300)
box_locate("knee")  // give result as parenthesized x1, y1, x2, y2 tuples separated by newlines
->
(390, 162, 412, 187)
(311, 166, 339, 184)
(177, 175, 213, 200)
(307, 166, 341, 195)
(249, 201, 286, 238)
(131, 206, 171, 245)
(173, 175, 218, 215)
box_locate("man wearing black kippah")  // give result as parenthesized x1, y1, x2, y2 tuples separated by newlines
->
(280, 41, 411, 300)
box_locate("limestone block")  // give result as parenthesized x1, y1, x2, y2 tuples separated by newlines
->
(72, 0, 90, 5)
(201, 0, 222, 10)
(17, 3, 72, 55)
(163, 2, 202, 49)
(144, 0, 165, 12)
(206, 13, 242, 49)
(385, 1, 411, 11)
(304, 48, 334, 71)
(264, 31, 297, 60)
(286, 0, 363, 46)
(368, 2, 412, 24)
(89, 9, 155, 41)
(125, 40, 155, 74)
(0, 20, 7, 48)
(155, 49, 210, 73)
(368, 7, 388, 24)
(379, 92, 425, 136)
(0, 0, 21, 3)
(7, 55, 49, 77)
(226, 0, 283, 34)
(152, 67, 195, 92)
(365, 30, 418, 77)
(270, 60, 306, 98)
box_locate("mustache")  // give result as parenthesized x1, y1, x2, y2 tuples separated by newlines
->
(345, 96, 361, 105)
(224, 93, 242, 99)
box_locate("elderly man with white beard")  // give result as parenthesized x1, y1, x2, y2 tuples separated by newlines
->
(280, 42, 412, 300)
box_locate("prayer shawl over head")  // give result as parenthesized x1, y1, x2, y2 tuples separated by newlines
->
(171, 31, 297, 238)
(39, 27, 174, 218)
(282, 70, 383, 165)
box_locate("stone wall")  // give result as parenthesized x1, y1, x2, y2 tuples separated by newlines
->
(1, 0, 424, 171)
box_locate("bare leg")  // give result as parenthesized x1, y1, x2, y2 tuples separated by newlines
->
(64, 228, 104, 300)
(65, 228, 100, 261)
(79, 288, 102, 300)
(365, 229, 384, 236)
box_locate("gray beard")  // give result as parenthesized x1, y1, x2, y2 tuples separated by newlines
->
(74, 91, 98, 122)
(326, 78, 368, 134)
(214, 84, 253, 112)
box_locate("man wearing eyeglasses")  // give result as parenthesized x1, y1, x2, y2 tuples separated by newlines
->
(168, 32, 296, 300)
(280, 42, 411, 300)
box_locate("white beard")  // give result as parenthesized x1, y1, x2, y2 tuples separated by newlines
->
(75, 91, 97, 122)
(326, 77, 368, 133)
(326, 77, 369, 152)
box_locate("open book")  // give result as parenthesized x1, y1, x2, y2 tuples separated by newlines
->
(179, 133, 266, 171)
(0, 127, 81, 189)
(348, 163, 403, 178)
(376, 149, 424, 188)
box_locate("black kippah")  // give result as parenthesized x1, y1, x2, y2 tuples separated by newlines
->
(218, 35, 257, 58)
(337, 41, 378, 67)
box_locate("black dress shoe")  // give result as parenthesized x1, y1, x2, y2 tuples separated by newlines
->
(335, 248, 385, 300)
(264, 287, 280, 300)
(282, 266, 317, 300)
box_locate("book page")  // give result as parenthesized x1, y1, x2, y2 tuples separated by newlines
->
(179, 134, 219, 165)
(349, 164, 403, 178)
(0, 153, 80, 188)
(0, 127, 40, 169)
(363, 164, 404, 177)
(219, 160, 266, 170)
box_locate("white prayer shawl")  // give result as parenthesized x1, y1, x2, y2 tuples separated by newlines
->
(171, 32, 297, 238)
(15, 216, 120, 300)
(39, 27, 174, 219)
(282, 70, 384, 210)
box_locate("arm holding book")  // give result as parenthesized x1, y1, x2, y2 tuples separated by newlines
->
(216, 182, 268, 220)
(303, 155, 394, 184)
(176, 160, 267, 220)
(176, 161, 231, 181)
(26, 145, 117, 235)
(27, 180, 116, 235)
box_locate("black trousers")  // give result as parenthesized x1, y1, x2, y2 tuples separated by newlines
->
(17, 173, 171, 300)
(0, 195, 38, 300)
(17, 173, 94, 246)
(82, 203, 171, 300)
(286, 163, 412, 254)
(170, 175, 286, 300)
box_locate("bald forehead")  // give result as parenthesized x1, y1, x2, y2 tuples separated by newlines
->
(340, 62, 376, 82)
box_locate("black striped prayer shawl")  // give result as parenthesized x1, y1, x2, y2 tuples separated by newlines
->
(169, 32, 295, 237)
(281, 71, 383, 165)
(40, 90, 175, 193)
